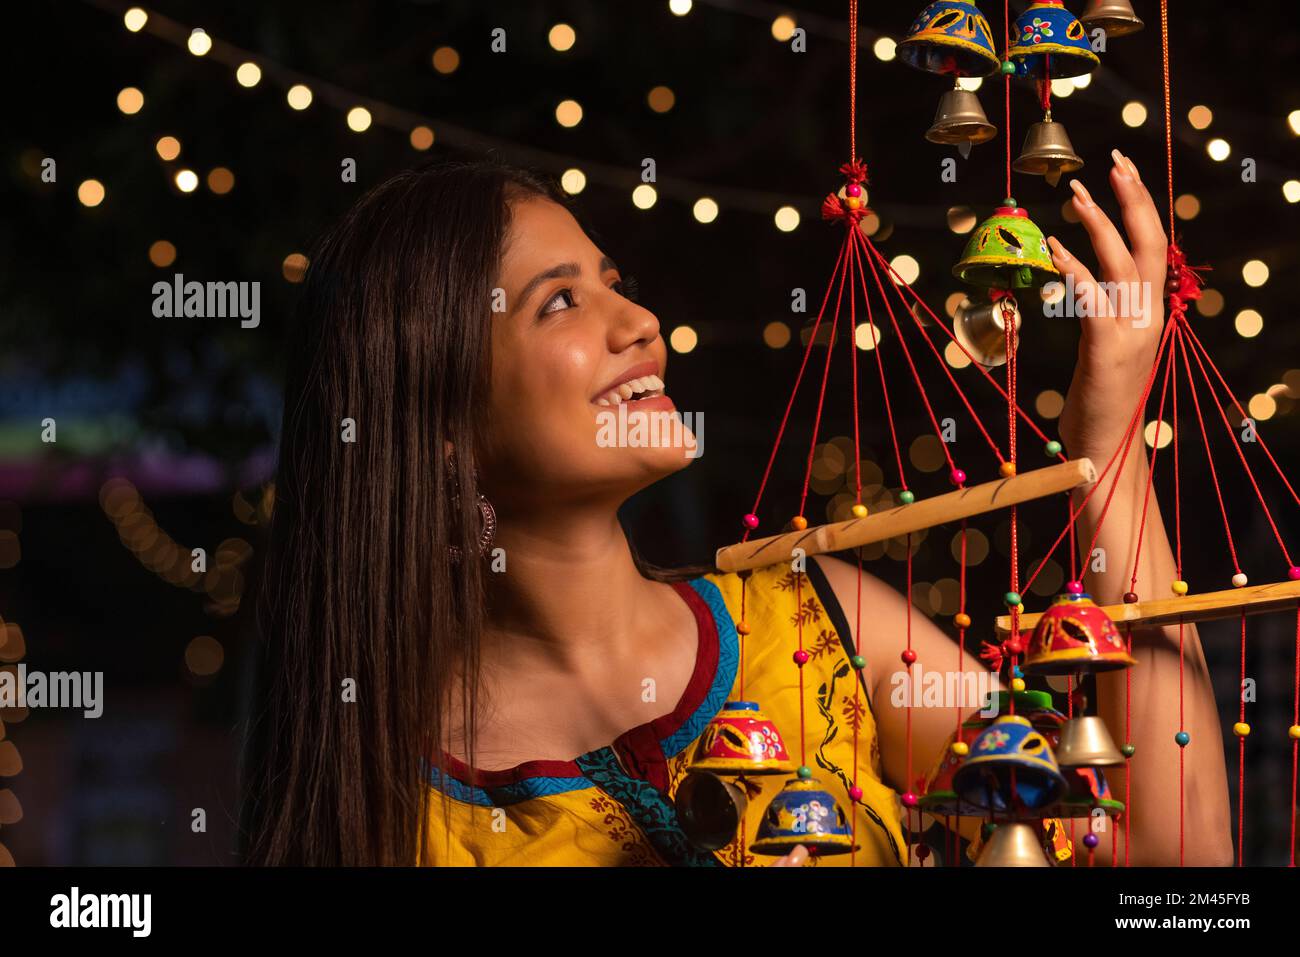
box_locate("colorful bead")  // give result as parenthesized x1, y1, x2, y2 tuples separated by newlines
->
(1123, 592, 1139, 604)
(982, 822, 998, 838)
(851, 503, 869, 519)
(848, 784, 864, 801)
(851, 654, 867, 670)
(1010, 677, 1026, 692)
(1012, 665, 1023, 679)
(793, 649, 810, 666)
(1171, 579, 1188, 596)
(736, 620, 751, 635)
(1289, 566, 1300, 581)
(1004, 591, 1022, 607)
(898, 490, 915, 505)
(951, 741, 969, 756)
(1000, 59, 1016, 74)
(1004, 637, 1024, 655)
(1121, 743, 1136, 758)
(797, 765, 812, 780)
(1066, 580, 1084, 595)
(901, 648, 917, 666)
(1289, 725, 1300, 740)
(791, 515, 808, 531)
(949, 468, 967, 486)
(999, 461, 1017, 478)
(846, 183, 862, 197)
(1233, 722, 1250, 737)
(846, 196, 861, 210)
(953, 612, 972, 629)
(1175, 731, 1190, 747)
(1232, 573, 1248, 588)
(1044, 440, 1062, 457)
(901, 791, 918, 808)
(1082, 833, 1100, 849)
(743, 513, 759, 530)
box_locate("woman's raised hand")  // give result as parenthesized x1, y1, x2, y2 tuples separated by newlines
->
(770, 844, 809, 867)
(1048, 150, 1170, 461)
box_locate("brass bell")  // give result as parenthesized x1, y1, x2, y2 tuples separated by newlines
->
(1053, 715, 1125, 767)
(926, 85, 997, 153)
(1080, 0, 1144, 38)
(953, 295, 1020, 369)
(1013, 112, 1084, 187)
(675, 770, 748, 851)
(976, 821, 1052, 867)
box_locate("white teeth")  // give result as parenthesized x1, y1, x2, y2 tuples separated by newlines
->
(594, 373, 665, 406)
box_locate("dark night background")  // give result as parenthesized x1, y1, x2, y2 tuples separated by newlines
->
(1, 0, 1297, 864)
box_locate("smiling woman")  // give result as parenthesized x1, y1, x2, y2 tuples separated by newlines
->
(239, 157, 1232, 867)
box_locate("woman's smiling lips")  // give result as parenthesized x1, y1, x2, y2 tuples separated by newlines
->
(591, 361, 674, 411)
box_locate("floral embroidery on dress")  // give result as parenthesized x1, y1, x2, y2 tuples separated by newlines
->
(590, 793, 659, 866)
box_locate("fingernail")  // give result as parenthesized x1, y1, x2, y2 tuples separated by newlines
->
(1047, 235, 1071, 261)
(1069, 179, 1094, 207)
(1111, 148, 1131, 180)
(1125, 153, 1141, 182)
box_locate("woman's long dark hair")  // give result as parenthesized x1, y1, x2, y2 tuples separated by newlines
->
(240, 160, 711, 865)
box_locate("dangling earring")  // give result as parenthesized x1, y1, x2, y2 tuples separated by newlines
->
(446, 452, 497, 563)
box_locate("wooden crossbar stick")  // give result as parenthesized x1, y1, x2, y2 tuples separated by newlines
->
(715, 458, 1097, 574)
(996, 579, 1300, 635)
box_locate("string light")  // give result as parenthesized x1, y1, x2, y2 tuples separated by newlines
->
(1121, 101, 1147, 126)
(116, 87, 144, 114)
(855, 322, 881, 351)
(771, 15, 796, 41)
(286, 84, 312, 110)
(187, 28, 212, 56)
(1144, 419, 1173, 449)
(77, 179, 105, 207)
(1284, 180, 1300, 203)
(890, 254, 920, 284)
(1174, 193, 1200, 220)
(123, 7, 148, 32)
(774, 206, 799, 232)
(1207, 138, 1231, 161)
(956, 76, 982, 92)
(282, 253, 309, 283)
(1247, 393, 1277, 421)
(1234, 309, 1263, 338)
(1288, 110, 1300, 136)
(873, 37, 896, 61)
(409, 126, 435, 150)
(154, 136, 181, 161)
(692, 197, 719, 223)
(647, 86, 675, 113)
(346, 106, 372, 132)
(235, 62, 262, 87)
(548, 23, 576, 52)
(174, 169, 199, 193)
(668, 0, 693, 15)
(560, 168, 586, 194)
(1241, 260, 1269, 287)
(669, 325, 697, 353)
(207, 168, 235, 194)
(431, 46, 460, 74)
(763, 321, 791, 348)
(1188, 105, 1212, 129)
(148, 240, 177, 267)
(555, 99, 583, 127)
(632, 184, 657, 209)
(1035, 390, 1065, 419)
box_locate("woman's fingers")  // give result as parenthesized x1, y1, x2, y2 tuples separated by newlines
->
(771, 844, 810, 866)
(1046, 234, 1115, 333)
(1068, 178, 1139, 285)
(1107, 150, 1169, 291)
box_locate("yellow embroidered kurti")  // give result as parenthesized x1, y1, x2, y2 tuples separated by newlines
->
(423, 558, 905, 866)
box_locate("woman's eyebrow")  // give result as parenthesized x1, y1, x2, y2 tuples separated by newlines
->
(515, 256, 620, 309)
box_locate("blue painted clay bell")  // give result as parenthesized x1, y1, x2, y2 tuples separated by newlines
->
(952, 714, 1068, 811)
(750, 777, 856, 856)
(1009, 0, 1100, 78)
(899, 1, 1001, 77)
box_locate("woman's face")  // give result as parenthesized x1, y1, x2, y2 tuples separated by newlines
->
(478, 197, 695, 511)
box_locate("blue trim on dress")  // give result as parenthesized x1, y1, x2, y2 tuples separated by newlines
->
(659, 577, 739, 759)
(426, 764, 592, 807)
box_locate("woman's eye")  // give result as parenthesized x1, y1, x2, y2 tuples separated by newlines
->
(540, 289, 575, 315)
(614, 275, 639, 302)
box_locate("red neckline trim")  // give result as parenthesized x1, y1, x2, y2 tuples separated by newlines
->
(436, 579, 718, 789)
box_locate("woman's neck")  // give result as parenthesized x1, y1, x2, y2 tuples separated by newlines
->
(480, 505, 668, 667)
